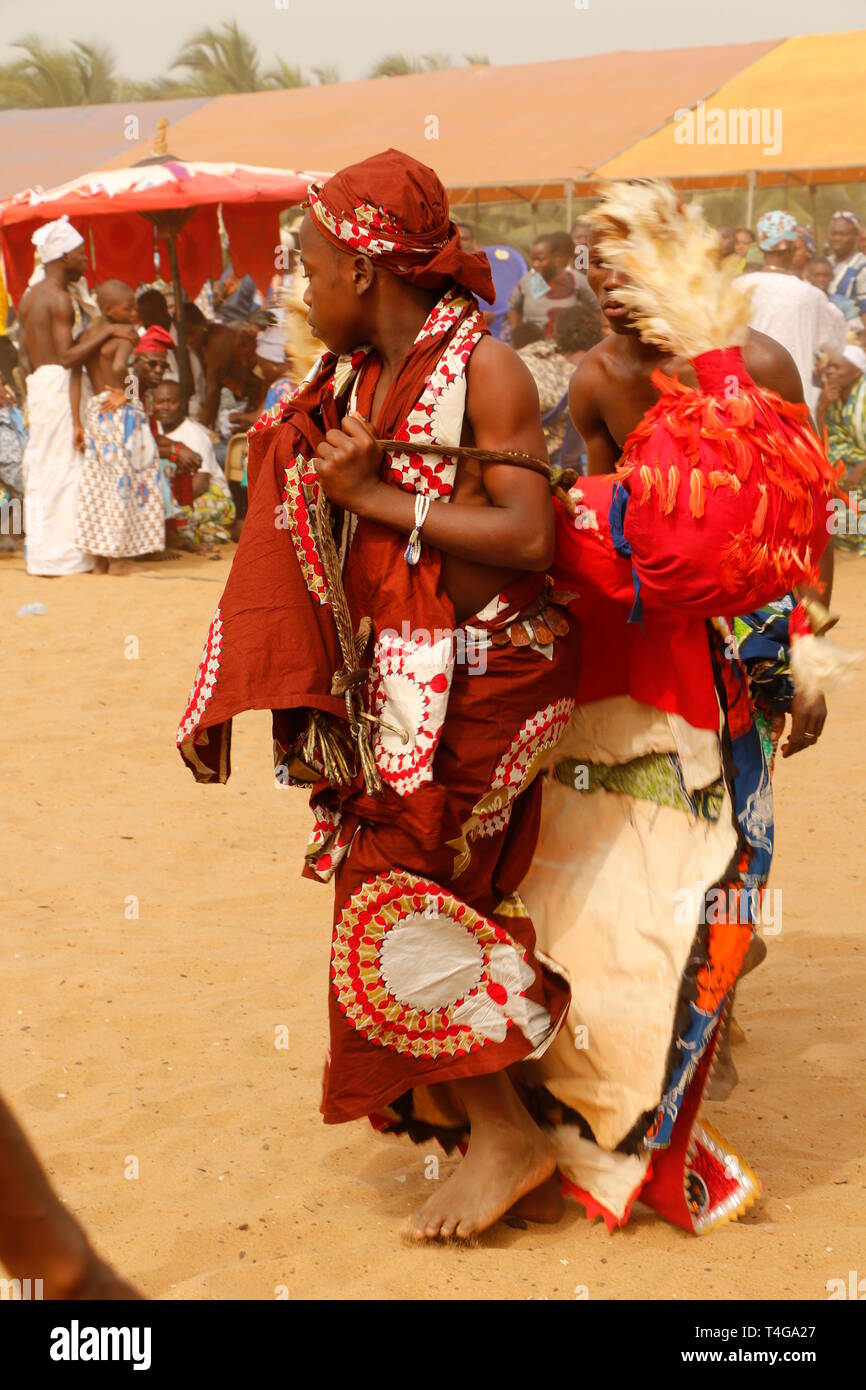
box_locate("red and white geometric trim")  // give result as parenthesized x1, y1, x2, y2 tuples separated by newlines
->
(685, 1120, 760, 1234)
(305, 804, 354, 882)
(331, 869, 553, 1060)
(176, 606, 223, 744)
(471, 697, 576, 840)
(282, 455, 330, 605)
(307, 184, 448, 260)
(383, 294, 485, 499)
(369, 629, 455, 797)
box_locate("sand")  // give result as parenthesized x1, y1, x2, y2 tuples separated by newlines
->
(2, 543, 865, 1301)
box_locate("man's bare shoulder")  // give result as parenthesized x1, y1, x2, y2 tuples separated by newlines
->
(569, 337, 614, 413)
(467, 334, 540, 408)
(24, 277, 71, 315)
(743, 327, 804, 403)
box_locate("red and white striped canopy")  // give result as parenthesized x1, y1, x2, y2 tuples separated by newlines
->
(0, 159, 329, 303)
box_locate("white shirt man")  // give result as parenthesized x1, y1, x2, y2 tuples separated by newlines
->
(734, 210, 846, 413)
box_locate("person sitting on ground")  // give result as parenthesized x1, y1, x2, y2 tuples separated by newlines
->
(226, 326, 295, 431)
(152, 378, 235, 549)
(0, 371, 26, 551)
(518, 299, 604, 465)
(75, 281, 165, 575)
(132, 325, 199, 555)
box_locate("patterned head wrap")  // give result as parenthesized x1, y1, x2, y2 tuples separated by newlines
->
(306, 148, 494, 302)
(831, 210, 861, 228)
(756, 210, 798, 251)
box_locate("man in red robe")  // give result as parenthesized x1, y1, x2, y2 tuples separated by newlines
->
(178, 150, 580, 1240)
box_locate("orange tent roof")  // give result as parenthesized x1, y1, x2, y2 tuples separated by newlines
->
(596, 29, 866, 188)
(106, 40, 777, 203)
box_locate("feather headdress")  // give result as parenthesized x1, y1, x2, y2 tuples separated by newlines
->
(588, 179, 751, 357)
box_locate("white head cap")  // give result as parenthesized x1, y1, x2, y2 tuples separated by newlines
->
(32, 215, 85, 265)
(842, 344, 866, 374)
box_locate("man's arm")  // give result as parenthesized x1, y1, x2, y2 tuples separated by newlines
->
(568, 353, 620, 474)
(55, 311, 123, 371)
(314, 337, 554, 571)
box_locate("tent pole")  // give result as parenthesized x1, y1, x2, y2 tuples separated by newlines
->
(565, 180, 574, 231)
(809, 184, 819, 250)
(745, 171, 757, 229)
(164, 232, 192, 405)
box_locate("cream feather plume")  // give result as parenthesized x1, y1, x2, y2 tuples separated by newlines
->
(588, 179, 751, 359)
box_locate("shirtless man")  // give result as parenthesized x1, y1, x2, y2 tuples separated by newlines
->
(572, 232, 831, 756)
(18, 217, 137, 575)
(570, 229, 833, 1097)
(75, 283, 165, 574)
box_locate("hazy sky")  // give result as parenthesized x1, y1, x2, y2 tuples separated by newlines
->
(0, 0, 862, 82)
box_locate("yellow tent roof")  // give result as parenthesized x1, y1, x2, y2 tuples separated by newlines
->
(596, 29, 866, 188)
(105, 40, 777, 204)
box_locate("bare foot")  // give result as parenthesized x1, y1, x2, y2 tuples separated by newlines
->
(506, 1169, 564, 1224)
(90, 555, 109, 575)
(107, 559, 133, 576)
(406, 1074, 556, 1242)
(138, 549, 184, 562)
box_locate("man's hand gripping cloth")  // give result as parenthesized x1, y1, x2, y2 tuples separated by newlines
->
(177, 280, 576, 1125)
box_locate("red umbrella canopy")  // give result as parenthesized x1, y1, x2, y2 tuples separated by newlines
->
(0, 159, 327, 304)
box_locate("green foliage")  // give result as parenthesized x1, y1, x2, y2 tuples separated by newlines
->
(0, 35, 122, 108)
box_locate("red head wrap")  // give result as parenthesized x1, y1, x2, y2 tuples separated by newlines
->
(134, 325, 174, 355)
(306, 148, 494, 303)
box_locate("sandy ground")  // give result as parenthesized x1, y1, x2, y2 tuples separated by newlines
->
(2, 542, 865, 1302)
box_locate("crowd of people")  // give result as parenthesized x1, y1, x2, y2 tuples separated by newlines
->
(2, 197, 866, 571)
(0, 219, 317, 574)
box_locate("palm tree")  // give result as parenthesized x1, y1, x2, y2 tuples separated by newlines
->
(264, 57, 308, 90)
(367, 52, 488, 78)
(0, 35, 122, 108)
(310, 65, 341, 86)
(166, 21, 272, 96)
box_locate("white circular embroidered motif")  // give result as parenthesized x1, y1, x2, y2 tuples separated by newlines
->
(378, 913, 484, 1012)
